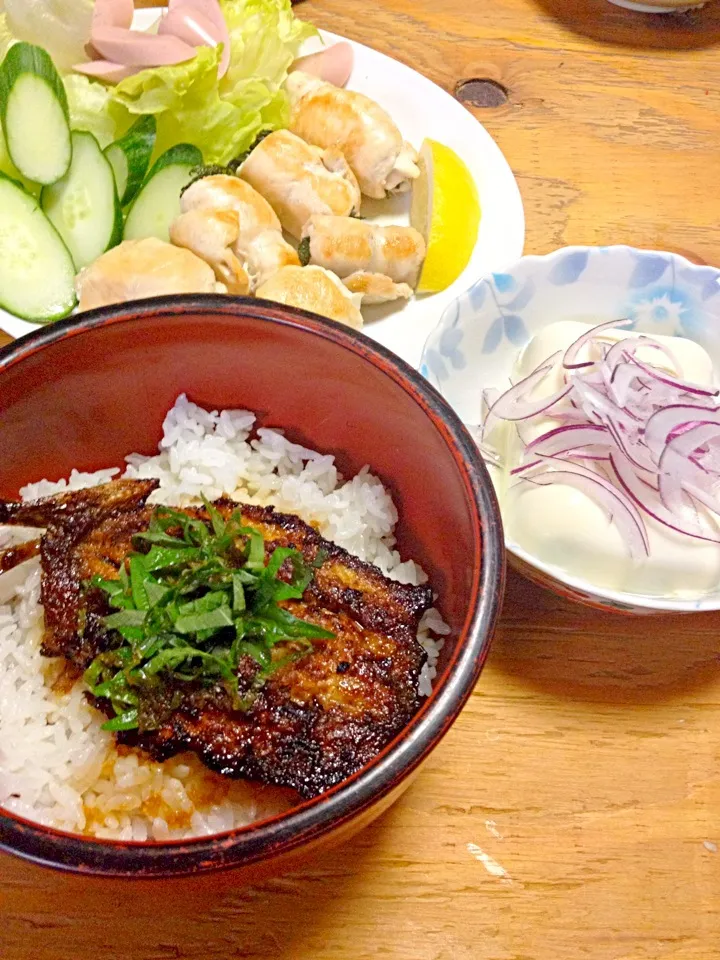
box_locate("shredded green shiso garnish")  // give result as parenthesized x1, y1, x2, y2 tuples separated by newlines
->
(297, 236, 311, 266)
(83, 501, 332, 733)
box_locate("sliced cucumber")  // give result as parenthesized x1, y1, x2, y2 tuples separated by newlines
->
(104, 115, 157, 207)
(123, 143, 203, 244)
(0, 42, 72, 185)
(0, 174, 76, 323)
(40, 130, 122, 271)
(0, 123, 39, 197)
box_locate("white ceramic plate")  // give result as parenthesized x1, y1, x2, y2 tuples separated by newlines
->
(0, 16, 525, 369)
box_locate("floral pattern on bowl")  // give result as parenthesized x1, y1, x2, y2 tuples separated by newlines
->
(421, 246, 720, 615)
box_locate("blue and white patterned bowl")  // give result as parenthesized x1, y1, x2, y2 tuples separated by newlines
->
(421, 246, 720, 614)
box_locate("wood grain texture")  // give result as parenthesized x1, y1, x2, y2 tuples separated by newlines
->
(3, 1, 720, 958)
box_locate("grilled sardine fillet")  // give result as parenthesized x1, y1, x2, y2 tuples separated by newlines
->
(287, 71, 420, 199)
(302, 214, 426, 289)
(178, 175, 299, 289)
(0, 481, 433, 797)
(0, 479, 160, 662)
(240, 130, 361, 240)
(256, 264, 364, 329)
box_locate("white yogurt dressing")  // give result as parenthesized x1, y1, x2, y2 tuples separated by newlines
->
(486, 321, 720, 599)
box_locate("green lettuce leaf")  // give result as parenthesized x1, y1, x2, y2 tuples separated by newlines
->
(109, 0, 317, 165)
(63, 74, 126, 149)
(221, 0, 316, 92)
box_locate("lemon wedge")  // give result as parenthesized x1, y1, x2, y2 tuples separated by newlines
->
(411, 139, 481, 294)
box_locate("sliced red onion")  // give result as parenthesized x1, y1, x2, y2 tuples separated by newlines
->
(604, 334, 683, 379)
(510, 459, 542, 476)
(482, 364, 570, 439)
(519, 463, 649, 559)
(607, 361, 642, 407)
(695, 441, 720, 474)
(680, 480, 720, 521)
(629, 354, 719, 399)
(480, 389, 502, 440)
(580, 369, 610, 391)
(481, 318, 720, 555)
(645, 405, 720, 462)
(563, 318, 631, 370)
(602, 417, 656, 474)
(482, 388, 500, 410)
(657, 423, 720, 513)
(524, 423, 611, 460)
(657, 449, 698, 515)
(664, 421, 720, 463)
(546, 408, 594, 425)
(603, 339, 634, 370)
(573, 377, 642, 424)
(610, 450, 720, 543)
(515, 419, 535, 445)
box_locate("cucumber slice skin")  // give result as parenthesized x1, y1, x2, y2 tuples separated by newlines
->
(104, 115, 157, 206)
(0, 42, 72, 186)
(0, 123, 39, 196)
(40, 130, 123, 271)
(105, 145, 129, 207)
(143, 142, 204, 181)
(123, 143, 203, 244)
(0, 173, 76, 323)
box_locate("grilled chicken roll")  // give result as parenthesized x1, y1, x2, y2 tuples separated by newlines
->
(169, 208, 251, 295)
(75, 238, 224, 311)
(287, 71, 420, 200)
(178, 175, 299, 289)
(239, 130, 361, 240)
(343, 271, 412, 305)
(301, 214, 426, 288)
(256, 265, 364, 329)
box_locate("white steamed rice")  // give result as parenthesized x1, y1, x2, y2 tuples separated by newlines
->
(0, 395, 448, 840)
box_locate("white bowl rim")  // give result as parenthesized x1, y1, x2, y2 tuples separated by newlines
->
(425, 244, 720, 614)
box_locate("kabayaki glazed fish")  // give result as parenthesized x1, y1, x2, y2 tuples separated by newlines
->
(0, 480, 433, 798)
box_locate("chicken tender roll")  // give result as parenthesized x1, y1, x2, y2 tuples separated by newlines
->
(240, 130, 361, 240)
(287, 72, 419, 199)
(301, 215, 426, 288)
(75, 238, 223, 312)
(179, 175, 299, 289)
(256, 265, 364, 330)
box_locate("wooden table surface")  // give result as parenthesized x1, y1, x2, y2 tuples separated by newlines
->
(4, 1, 720, 958)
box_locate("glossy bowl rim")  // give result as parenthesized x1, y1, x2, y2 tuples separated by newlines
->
(0, 295, 505, 877)
(423, 243, 720, 615)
